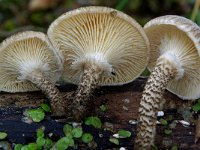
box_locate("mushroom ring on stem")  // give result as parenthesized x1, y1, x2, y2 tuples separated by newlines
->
(135, 15, 200, 149)
(0, 31, 65, 116)
(48, 6, 150, 121)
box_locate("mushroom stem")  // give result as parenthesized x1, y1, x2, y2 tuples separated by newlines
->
(195, 114, 200, 143)
(134, 56, 178, 149)
(72, 67, 102, 121)
(26, 70, 66, 116)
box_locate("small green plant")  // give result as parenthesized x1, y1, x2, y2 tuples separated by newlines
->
(24, 103, 51, 122)
(36, 127, 53, 149)
(72, 127, 83, 138)
(0, 132, 7, 140)
(21, 143, 38, 150)
(36, 137, 46, 149)
(164, 129, 172, 135)
(81, 133, 93, 143)
(85, 116, 102, 128)
(53, 123, 93, 148)
(159, 117, 174, 136)
(63, 124, 73, 136)
(25, 108, 45, 122)
(14, 144, 23, 150)
(118, 129, 131, 138)
(159, 118, 168, 126)
(36, 127, 45, 138)
(14, 127, 54, 150)
(13, 113, 133, 149)
(63, 124, 83, 138)
(192, 99, 200, 112)
(110, 129, 132, 145)
(109, 137, 119, 145)
(43, 138, 53, 150)
(36, 128, 46, 148)
(53, 137, 74, 150)
(171, 145, 178, 150)
(40, 103, 51, 112)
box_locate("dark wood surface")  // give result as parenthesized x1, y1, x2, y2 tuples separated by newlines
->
(0, 77, 199, 150)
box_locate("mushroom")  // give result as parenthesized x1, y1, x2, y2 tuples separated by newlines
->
(48, 6, 149, 120)
(0, 31, 65, 115)
(135, 15, 200, 149)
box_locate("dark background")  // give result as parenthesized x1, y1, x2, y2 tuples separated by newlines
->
(0, 0, 198, 42)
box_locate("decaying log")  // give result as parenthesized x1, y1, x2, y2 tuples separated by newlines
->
(0, 77, 199, 149)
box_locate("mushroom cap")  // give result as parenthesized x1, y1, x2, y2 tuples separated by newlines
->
(144, 15, 200, 99)
(48, 6, 149, 85)
(0, 31, 62, 92)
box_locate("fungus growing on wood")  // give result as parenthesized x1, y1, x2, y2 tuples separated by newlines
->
(135, 15, 200, 149)
(48, 6, 149, 120)
(0, 31, 65, 115)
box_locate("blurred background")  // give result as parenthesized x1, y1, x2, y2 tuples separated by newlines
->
(0, 0, 199, 42)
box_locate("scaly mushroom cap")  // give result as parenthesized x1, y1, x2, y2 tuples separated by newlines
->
(0, 31, 62, 92)
(48, 6, 149, 85)
(144, 15, 200, 99)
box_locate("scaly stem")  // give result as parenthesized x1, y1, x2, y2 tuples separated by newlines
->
(72, 67, 102, 121)
(27, 70, 66, 116)
(134, 58, 177, 149)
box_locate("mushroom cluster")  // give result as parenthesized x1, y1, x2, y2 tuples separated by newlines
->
(0, 31, 66, 116)
(48, 6, 150, 120)
(135, 15, 200, 149)
(2, 9, 199, 149)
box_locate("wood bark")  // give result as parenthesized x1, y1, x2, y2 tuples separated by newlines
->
(0, 77, 198, 149)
